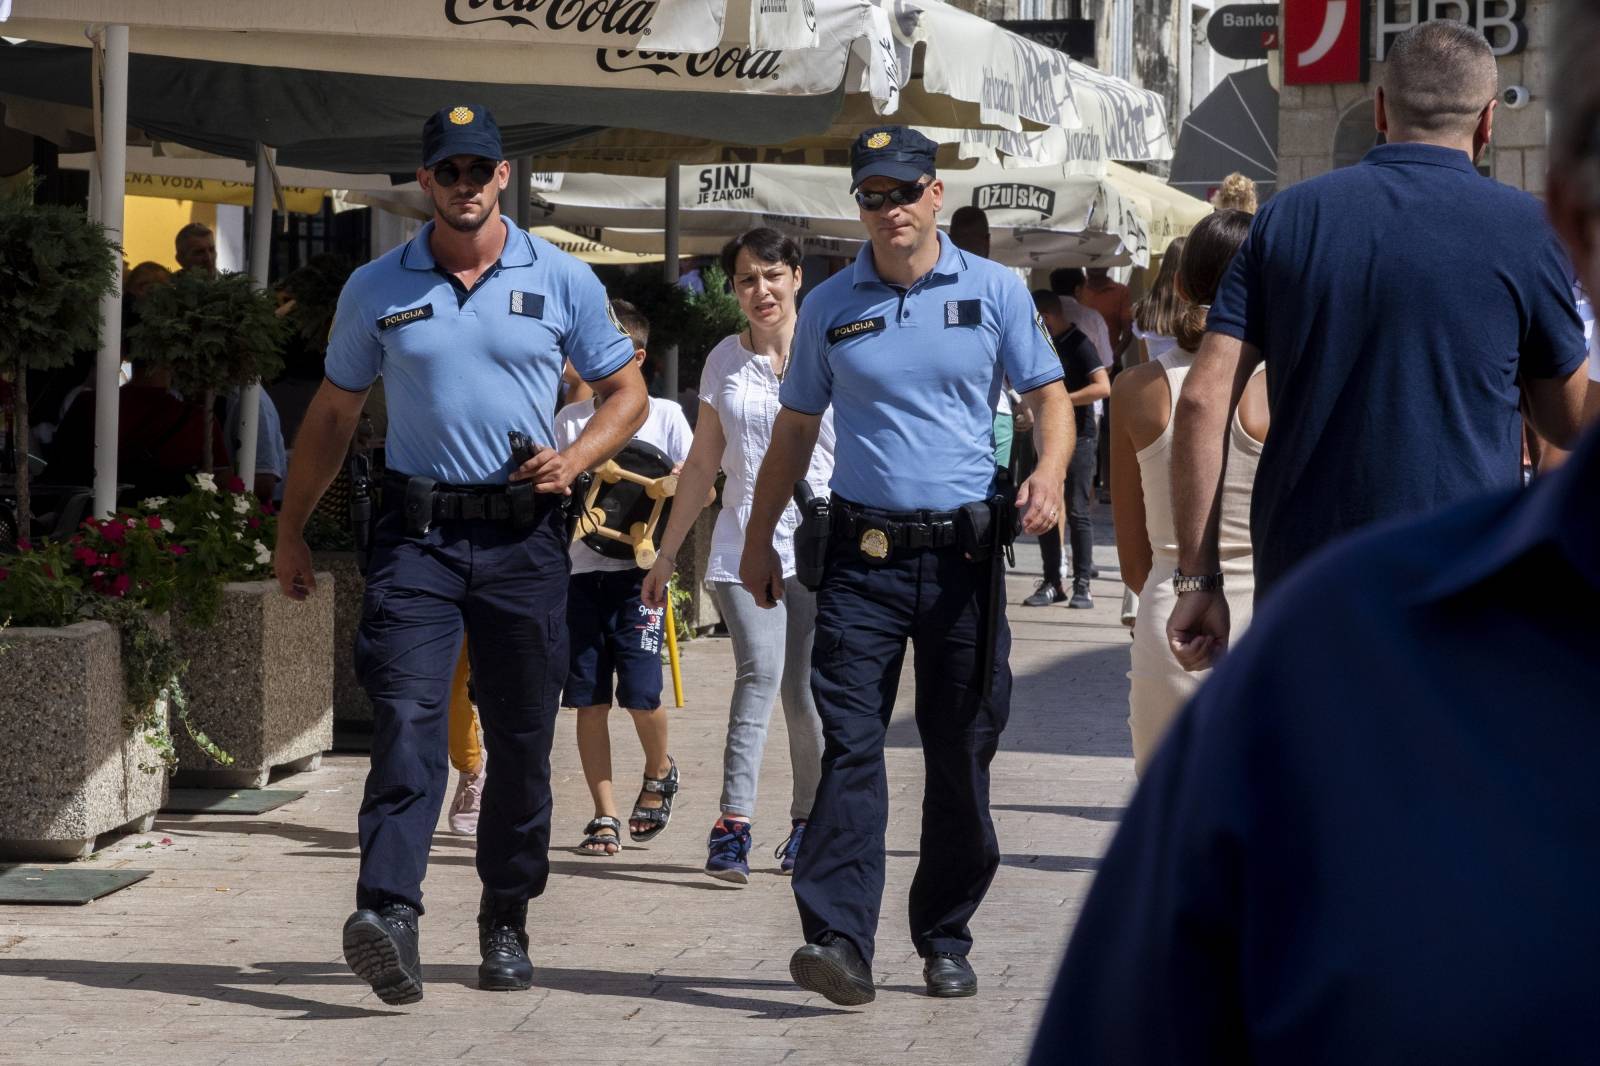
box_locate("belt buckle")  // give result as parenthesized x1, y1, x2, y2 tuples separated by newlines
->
(858, 526, 890, 563)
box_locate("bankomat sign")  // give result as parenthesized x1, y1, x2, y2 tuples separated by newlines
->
(1285, 0, 1528, 85)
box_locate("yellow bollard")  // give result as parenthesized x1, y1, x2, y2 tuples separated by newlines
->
(664, 596, 685, 708)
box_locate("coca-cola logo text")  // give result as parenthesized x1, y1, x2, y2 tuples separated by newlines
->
(446, 0, 655, 37)
(596, 46, 783, 80)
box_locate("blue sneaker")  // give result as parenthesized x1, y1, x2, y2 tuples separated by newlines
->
(705, 818, 752, 884)
(774, 820, 807, 875)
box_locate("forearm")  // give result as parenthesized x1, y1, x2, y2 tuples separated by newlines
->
(657, 451, 719, 562)
(1067, 384, 1110, 406)
(1171, 349, 1246, 575)
(745, 411, 820, 545)
(566, 385, 648, 474)
(279, 393, 362, 536)
(1027, 383, 1074, 481)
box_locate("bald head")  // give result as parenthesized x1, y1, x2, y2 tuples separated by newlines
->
(1381, 20, 1498, 140)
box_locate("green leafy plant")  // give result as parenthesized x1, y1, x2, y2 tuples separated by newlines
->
(0, 538, 83, 627)
(127, 270, 287, 471)
(610, 263, 746, 392)
(135, 474, 277, 627)
(277, 254, 354, 379)
(0, 182, 120, 532)
(667, 572, 694, 644)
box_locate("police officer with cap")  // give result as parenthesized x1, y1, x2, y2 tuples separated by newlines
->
(741, 126, 1072, 1004)
(274, 104, 647, 1004)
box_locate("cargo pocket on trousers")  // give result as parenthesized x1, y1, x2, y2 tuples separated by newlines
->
(353, 588, 387, 690)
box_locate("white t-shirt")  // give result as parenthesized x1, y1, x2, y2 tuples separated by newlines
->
(555, 396, 693, 574)
(699, 334, 836, 584)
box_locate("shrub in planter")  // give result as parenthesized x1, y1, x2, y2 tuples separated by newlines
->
(0, 182, 120, 533)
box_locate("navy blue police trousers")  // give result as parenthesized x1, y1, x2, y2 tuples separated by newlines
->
(793, 539, 1012, 967)
(353, 499, 568, 916)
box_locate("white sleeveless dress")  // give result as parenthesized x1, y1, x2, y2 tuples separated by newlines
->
(1127, 350, 1264, 776)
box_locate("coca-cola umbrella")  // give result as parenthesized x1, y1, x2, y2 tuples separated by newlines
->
(1168, 66, 1278, 203)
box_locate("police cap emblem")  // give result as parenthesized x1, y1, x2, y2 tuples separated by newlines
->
(866, 131, 892, 149)
(449, 106, 475, 126)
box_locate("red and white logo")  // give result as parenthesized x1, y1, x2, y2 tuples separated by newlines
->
(1283, 0, 1368, 84)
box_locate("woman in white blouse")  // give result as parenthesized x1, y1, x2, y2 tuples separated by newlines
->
(642, 228, 835, 885)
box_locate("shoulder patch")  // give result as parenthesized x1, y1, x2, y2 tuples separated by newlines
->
(945, 299, 982, 326)
(826, 316, 887, 345)
(376, 304, 434, 331)
(510, 291, 545, 319)
(1034, 311, 1054, 346)
(606, 301, 631, 336)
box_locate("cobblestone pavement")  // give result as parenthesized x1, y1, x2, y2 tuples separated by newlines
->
(0, 529, 1138, 1066)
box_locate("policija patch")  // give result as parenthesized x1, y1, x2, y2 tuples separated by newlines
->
(826, 316, 886, 345)
(377, 304, 433, 331)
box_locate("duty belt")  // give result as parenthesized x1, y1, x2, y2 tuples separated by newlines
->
(381, 472, 535, 522)
(830, 497, 962, 550)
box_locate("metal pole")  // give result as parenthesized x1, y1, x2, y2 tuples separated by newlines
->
(514, 157, 533, 231)
(661, 168, 681, 400)
(237, 141, 273, 490)
(92, 25, 128, 518)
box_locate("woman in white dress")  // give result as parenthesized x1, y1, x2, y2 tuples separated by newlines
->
(642, 228, 835, 883)
(1109, 211, 1268, 776)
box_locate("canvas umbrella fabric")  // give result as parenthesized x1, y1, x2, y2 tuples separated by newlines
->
(1168, 65, 1278, 202)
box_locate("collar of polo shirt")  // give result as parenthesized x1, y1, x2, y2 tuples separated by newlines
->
(850, 230, 968, 289)
(399, 218, 538, 272)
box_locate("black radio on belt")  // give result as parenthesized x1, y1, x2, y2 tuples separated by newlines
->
(507, 430, 538, 530)
(792, 480, 831, 591)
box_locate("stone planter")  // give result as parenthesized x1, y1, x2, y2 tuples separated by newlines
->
(172, 575, 334, 788)
(313, 551, 373, 733)
(0, 620, 169, 860)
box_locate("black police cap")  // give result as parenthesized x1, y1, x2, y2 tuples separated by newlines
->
(422, 105, 504, 167)
(849, 126, 938, 191)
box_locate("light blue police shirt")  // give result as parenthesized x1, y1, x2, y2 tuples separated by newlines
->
(325, 217, 635, 484)
(780, 232, 1063, 511)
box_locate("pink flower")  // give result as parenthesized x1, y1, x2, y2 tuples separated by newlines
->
(16, 538, 32, 552)
(261, 502, 277, 516)
(73, 546, 99, 566)
(247, 516, 262, 529)
(98, 522, 127, 545)
(106, 553, 125, 569)
(229, 477, 247, 493)
(168, 545, 188, 557)
(108, 573, 131, 597)
(146, 516, 163, 531)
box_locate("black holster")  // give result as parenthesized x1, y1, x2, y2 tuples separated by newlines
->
(348, 453, 375, 574)
(977, 473, 1018, 700)
(402, 476, 437, 537)
(506, 429, 539, 531)
(792, 481, 831, 591)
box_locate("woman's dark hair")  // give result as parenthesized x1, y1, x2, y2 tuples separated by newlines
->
(719, 227, 803, 281)
(1175, 209, 1254, 353)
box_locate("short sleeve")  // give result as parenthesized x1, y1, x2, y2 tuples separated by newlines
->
(698, 336, 733, 408)
(324, 278, 382, 391)
(1069, 337, 1104, 386)
(559, 259, 637, 382)
(779, 297, 833, 415)
(1516, 240, 1588, 380)
(999, 275, 1066, 394)
(665, 403, 694, 464)
(1206, 210, 1267, 349)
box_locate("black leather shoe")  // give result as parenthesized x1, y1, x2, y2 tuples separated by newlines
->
(478, 892, 534, 992)
(923, 952, 977, 998)
(343, 903, 423, 1005)
(790, 934, 875, 1006)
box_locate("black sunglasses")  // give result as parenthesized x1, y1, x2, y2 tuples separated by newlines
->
(854, 181, 931, 211)
(431, 159, 499, 187)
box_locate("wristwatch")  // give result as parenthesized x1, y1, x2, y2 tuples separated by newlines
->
(1172, 569, 1224, 593)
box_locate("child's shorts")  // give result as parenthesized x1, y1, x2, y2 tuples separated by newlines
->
(561, 569, 666, 711)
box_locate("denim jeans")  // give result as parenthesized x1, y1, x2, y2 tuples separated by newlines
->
(711, 579, 825, 821)
(1040, 432, 1098, 583)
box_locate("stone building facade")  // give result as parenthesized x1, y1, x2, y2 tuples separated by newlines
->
(1278, 0, 1557, 195)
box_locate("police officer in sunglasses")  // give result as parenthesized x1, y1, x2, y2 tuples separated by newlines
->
(273, 104, 648, 1004)
(740, 126, 1074, 1004)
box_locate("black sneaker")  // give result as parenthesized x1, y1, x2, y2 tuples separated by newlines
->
(1022, 580, 1066, 607)
(478, 891, 534, 991)
(343, 902, 423, 1005)
(790, 933, 876, 1006)
(923, 952, 978, 998)
(1068, 578, 1094, 609)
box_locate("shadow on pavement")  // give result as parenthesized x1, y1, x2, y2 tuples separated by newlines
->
(991, 804, 1125, 821)
(0, 958, 855, 1020)
(886, 850, 1101, 874)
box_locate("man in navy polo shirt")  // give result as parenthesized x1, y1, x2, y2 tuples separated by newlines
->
(741, 126, 1072, 1005)
(1166, 20, 1590, 672)
(1028, 4, 1600, 1056)
(273, 104, 647, 1005)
